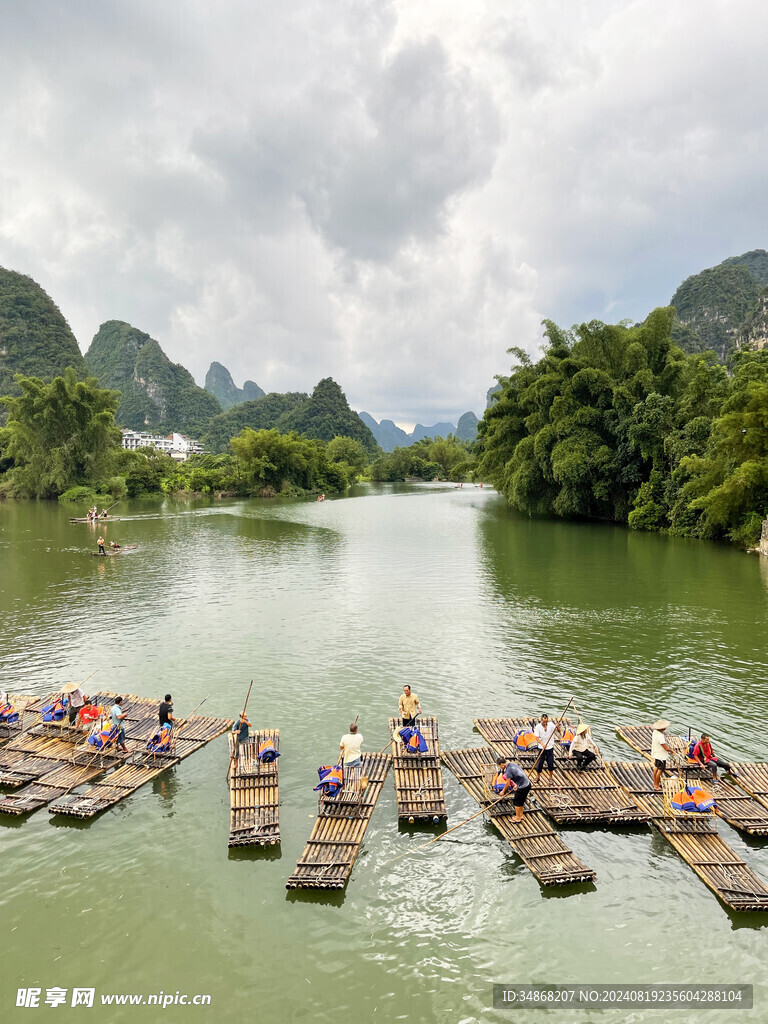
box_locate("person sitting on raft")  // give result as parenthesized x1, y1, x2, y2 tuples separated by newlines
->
(568, 722, 600, 769)
(339, 721, 363, 769)
(691, 733, 736, 779)
(158, 694, 175, 729)
(110, 541, 121, 550)
(494, 756, 532, 821)
(398, 685, 421, 727)
(77, 699, 100, 729)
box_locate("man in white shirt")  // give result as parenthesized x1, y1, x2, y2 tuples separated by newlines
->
(532, 713, 561, 782)
(339, 722, 363, 768)
(651, 719, 672, 791)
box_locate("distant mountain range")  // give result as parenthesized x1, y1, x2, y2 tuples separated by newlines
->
(359, 409, 479, 451)
(12, 246, 767, 451)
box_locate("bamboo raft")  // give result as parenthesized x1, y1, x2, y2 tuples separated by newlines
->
(0, 693, 42, 746)
(286, 753, 391, 890)
(0, 733, 82, 786)
(0, 760, 118, 815)
(475, 716, 644, 825)
(474, 716, 576, 763)
(615, 724, 768, 836)
(90, 545, 138, 556)
(729, 763, 768, 814)
(388, 716, 447, 823)
(48, 713, 233, 818)
(227, 730, 280, 847)
(441, 748, 596, 885)
(70, 516, 121, 522)
(522, 767, 647, 825)
(605, 761, 768, 911)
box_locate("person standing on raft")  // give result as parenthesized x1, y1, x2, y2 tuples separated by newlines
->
(111, 696, 129, 753)
(398, 685, 422, 727)
(495, 756, 532, 821)
(62, 682, 86, 724)
(97, 537, 106, 555)
(339, 721, 363, 768)
(532, 713, 561, 783)
(651, 719, 672, 790)
(232, 710, 251, 760)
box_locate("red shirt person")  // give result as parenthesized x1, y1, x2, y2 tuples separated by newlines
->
(691, 734, 735, 779)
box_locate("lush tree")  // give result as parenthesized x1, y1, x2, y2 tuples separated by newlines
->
(477, 309, 768, 547)
(0, 369, 120, 498)
(326, 435, 368, 482)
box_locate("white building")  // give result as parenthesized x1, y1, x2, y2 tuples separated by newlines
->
(121, 430, 206, 461)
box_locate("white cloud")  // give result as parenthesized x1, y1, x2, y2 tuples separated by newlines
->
(1, 0, 767, 425)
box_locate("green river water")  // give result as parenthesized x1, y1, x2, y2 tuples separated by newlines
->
(1, 484, 767, 1023)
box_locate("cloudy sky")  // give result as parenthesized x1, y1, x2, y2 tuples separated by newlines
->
(1, 1, 767, 426)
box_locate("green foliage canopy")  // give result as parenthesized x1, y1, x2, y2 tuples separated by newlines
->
(0, 369, 121, 498)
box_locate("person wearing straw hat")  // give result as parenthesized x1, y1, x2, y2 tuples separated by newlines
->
(62, 682, 86, 724)
(568, 722, 600, 770)
(651, 719, 672, 790)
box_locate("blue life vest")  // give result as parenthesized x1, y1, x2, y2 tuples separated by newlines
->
(258, 738, 280, 763)
(314, 763, 344, 798)
(398, 726, 428, 754)
(147, 723, 172, 752)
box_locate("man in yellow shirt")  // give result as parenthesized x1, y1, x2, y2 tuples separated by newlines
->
(398, 685, 422, 727)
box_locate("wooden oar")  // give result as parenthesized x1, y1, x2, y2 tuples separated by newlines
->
(530, 697, 575, 778)
(226, 681, 253, 780)
(381, 791, 513, 868)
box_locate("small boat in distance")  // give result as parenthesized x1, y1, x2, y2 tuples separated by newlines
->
(90, 544, 138, 556)
(70, 516, 121, 523)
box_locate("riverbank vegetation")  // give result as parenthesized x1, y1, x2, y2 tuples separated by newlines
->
(478, 307, 768, 547)
(0, 371, 476, 503)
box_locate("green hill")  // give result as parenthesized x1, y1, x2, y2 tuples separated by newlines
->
(0, 268, 87, 400)
(202, 392, 309, 452)
(277, 378, 379, 454)
(721, 249, 768, 287)
(85, 321, 221, 436)
(203, 378, 379, 454)
(670, 262, 760, 360)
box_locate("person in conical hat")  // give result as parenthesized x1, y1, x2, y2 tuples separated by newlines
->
(568, 721, 600, 770)
(61, 681, 85, 724)
(651, 719, 672, 791)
